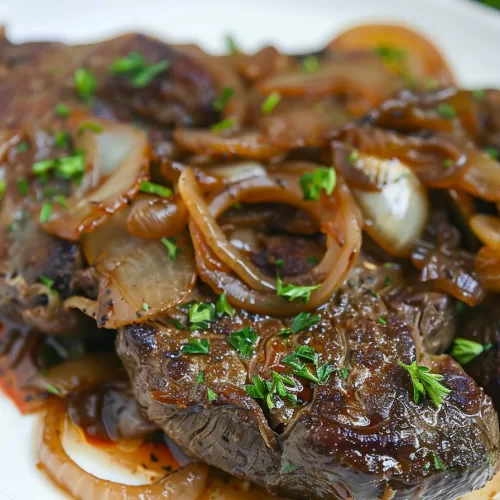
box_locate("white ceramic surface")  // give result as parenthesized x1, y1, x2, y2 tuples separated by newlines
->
(1, 0, 500, 498)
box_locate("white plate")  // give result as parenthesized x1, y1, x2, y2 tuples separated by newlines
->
(1, 0, 500, 498)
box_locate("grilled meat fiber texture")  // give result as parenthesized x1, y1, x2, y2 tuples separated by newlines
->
(116, 259, 500, 500)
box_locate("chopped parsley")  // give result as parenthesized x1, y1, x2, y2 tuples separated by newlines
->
(228, 326, 258, 359)
(46, 384, 61, 396)
(282, 345, 318, 365)
(210, 118, 235, 132)
(261, 91, 281, 114)
(278, 312, 320, 337)
(188, 302, 216, 331)
(111, 52, 170, 88)
(300, 166, 336, 201)
(276, 274, 320, 304)
(383, 276, 391, 287)
(450, 337, 493, 365)
(160, 237, 179, 260)
(16, 178, 29, 196)
(483, 147, 499, 160)
(53, 194, 67, 209)
(284, 359, 320, 384)
(213, 86, 235, 111)
(74, 68, 97, 103)
(437, 103, 457, 119)
(207, 388, 217, 402)
(17, 141, 29, 152)
(182, 337, 210, 355)
(39, 201, 53, 223)
(316, 363, 335, 384)
(196, 371, 204, 385)
(274, 258, 285, 268)
(170, 319, 184, 330)
(374, 45, 405, 63)
(78, 121, 103, 135)
(142, 302, 149, 311)
(398, 360, 451, 407)
(433, 453, 445, 471)
(377, 317, 387, 326)
(39, 275, 55, 289)
(225, 35, 239, 55)
(472, 89, 485, 102)
(281, 461, 297, 473)
(54, 131, 70, 148)
(215, 292, 235, 318)
(340, 367, 350, 379)
(0, 179, 5, 201)
(139, 181, 172, 198)
(301, 55, 320, 73)
(33, 153, 85, 181)
(55, 103, 70, 118)
(348, 149, 359, 164)
(33, 159, 57, 175)
(442, 159, 454, 169)
(307, 256, 318, 266)
(245, 372, 298, 409)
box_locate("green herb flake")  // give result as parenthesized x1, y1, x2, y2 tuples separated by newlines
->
(276, 274, 320, 304)
(433, 453, 445, 471)
(450, 337, 493, 366)
(213, 86, 235, 111)
(307, 256, 318, 266)
(160, 237, 180, 261)
(33, 159, 57, 175)
(301, 56, 320, 73)
(437, 103, 457, 119)
(290, 312, 321, 333)
(377, 317, 387, 326)
(142, 302, 149, 312)
(54, 131, 70, 148)
(139, 181, 172, 198)
(74, 68, 97, 103)
(210, 118, 235, 133)
(111, 52, 146, 74)
(207, 388, 217, 402)
(196, 371, 204, 385)
(17, 141, 30, 152)
(78, 121, 103, 135)
(472, 89, 486, 102)
(16, 178, 29, 197)
(282, 345, 318, 366)
(225, 35, 239, 55)
(171, 319, 184, 330)
(189, 302, 216, 328)
(442, 159, 454, 169)
(39, 201, 53, 223)
(374, 45, 405, 63)
(182, 337, 210, 355)
(348, 149, 359, 164)
(316, 363, 334, 385)
(483, 147, 499, 160)
(284, 359, 320, 384)
(55, 103, 70, 118)
(274, 258, 285, 268)
(215, 292, 235, 318)
(40, 275, 55, 289)
(300, 166, 336, 201)
(340, 368, 349, 379)
(0, 179, 6, 201)
(261, 91, 281, 114)
(398, 360, 451, 407)
(53, 195, 67, 209)
(383, 276, 391, 287)
(132, 60, 170, 88)
(46, 384, 60, 396)
(228, 326, 258, 359)
(281, 461, 297, 473)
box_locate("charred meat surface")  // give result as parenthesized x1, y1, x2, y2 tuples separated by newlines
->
(117, 260, 500, 500)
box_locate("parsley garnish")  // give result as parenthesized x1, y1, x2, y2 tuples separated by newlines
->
(171, 319, 184, 330)
(74, 68, 97, 103)
(300, 167, 336, 201)
(210, 118, 235, 132)
(281, 461, 297, 473)
(228, 326, 258, 359)
(33, 153, 85, 180)
(182, 337, 210, 355)
(55, 104, 70, 118)
(301, 56, 319, 73)
(245, 373, 297, 409)
(140, 181, 172, 198)
(433, 453, 445, 471)
(40, 275, 55, 289)
(196, 371, 204, 385)
(472, 89, 485, 102)
(46, 384, 60, 396)
(284, 359, 320, 384)
(207, 388, 217, 402)
(450, 338, 493, 365)
(316, 363, 335, 384)
(40, 201, 53, 223)
(275, 258, 285, 268)
(375, 45, 405, 62)
(188, 302, 216, 331)
(261, 91, 281, 114)
(437, 103, 457, 119)
(215, 292, 235, 318)
(33, 159, 56, 175)
(225, 35, 239, 55)
(483, 147, 499, 160)
(442, 159, 454, 169)
(17, 141, 29, 152)
(279, 312, 321, 337)
(160, 237, 179, 260)
(340, 367, 349, 379)
(142, 302, 149, 311)
(377, 317, 387, 326)
(16, 178, 29, 196)
(213, 86, 234, 111)
(78, 121, 103, 135)
(53, 194, 67, 209)
(307, 256, 318, 266)
(276, 274, 320, 303)
(383, 276, 391, 287)
(111, 52, 170, 87)
(54, 131, 70, 148)
(282, 345, 318, 365)
(398, 360, 451, 407)
(0, 179, 5, 201)
(348, 149, 359, 164)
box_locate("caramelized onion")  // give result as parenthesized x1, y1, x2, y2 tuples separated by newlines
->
(470, 215, 500, 248)
(38, 400, 208, 500)
(476, 246, 500, 292)
(127, 194, 188, 239)
(174, 129, 284, 160)
(459, 150, 500, 202)
(182, 166, 362, 313)
(329, 24, 455, 88)
(78, 211, 197, 328)
(43, 122, 150, 241)
(24, 354, 125, 398)
(351, 156, 428, 257)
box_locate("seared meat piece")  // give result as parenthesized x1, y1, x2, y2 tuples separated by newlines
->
(116, 259, 499, 500)
(458, 303, 500, 411)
